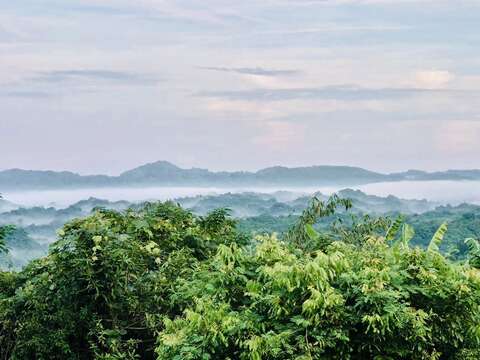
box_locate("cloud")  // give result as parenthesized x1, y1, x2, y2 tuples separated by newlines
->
(72, 0, 240, 26)
(0, 90, 51, 98)
(31, 69, 160, 86)
(0, 69, 162, 99)
(414, 70, 454, 89)
(196, 85, 461, 102)
(253, 120, 306, 150)
(259, 24, 410, 35)
(199, 66, 301, 77)
(2, 0, 480, 173)
(435, 120, 480, 154)
(0, 26, 16, 42)
(276, 0, 442, 4)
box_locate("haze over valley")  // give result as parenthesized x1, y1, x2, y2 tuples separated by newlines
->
(2, 161, 480, 269)
(3, 161, 480, 209)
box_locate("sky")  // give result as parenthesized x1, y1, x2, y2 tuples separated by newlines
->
(1, 0, 479, 175)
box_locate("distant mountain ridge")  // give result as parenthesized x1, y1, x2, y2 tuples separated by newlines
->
(1, 160, 480, 190)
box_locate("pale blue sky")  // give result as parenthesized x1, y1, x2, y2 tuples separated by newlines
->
(1, 0, 479, 174)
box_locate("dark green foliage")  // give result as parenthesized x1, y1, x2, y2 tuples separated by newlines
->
(406, 206, 480, 258)
(1, 199, 479, 359)
(0, 225, 15, 254)
(238, 214, 297, 235)
(0, 202, 242, 359)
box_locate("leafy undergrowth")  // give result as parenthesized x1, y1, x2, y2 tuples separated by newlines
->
(0, 199, 479, 359)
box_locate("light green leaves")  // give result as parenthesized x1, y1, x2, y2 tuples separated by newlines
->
(385, 216, 404, 242)
(385, 217, 414, 248)
(304, 224, 319, 241)
(428, 222, 448, 252)
(400, 223, 415, 247)
(465, 238, 480, 268)
(2, 199, 480, 360)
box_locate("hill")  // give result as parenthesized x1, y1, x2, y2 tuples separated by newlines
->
(1, 161, 480, 190)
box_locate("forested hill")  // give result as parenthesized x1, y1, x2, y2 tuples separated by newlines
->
(2, 160, 480, 190)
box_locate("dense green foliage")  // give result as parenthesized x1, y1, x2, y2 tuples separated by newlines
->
(1, 199, 479, 359)
(0, 203, 244, 359)
(407, 205, 480, 258)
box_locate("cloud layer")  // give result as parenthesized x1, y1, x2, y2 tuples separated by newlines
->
(1, 0, 479, 174)
(32, 70, 160, 86)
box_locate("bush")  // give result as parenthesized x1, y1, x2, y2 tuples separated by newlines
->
(156, 235, 480, 359)
(0, 202, 243, 359)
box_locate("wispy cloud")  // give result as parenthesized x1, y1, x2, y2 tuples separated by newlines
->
(0, 69, 161, 99)
(271, 0, 440, 5)
(31, 69, 160, 86)
(196, 85, 468, 102)
(0, 25, 17, 42)
(259, 24, 411, 35)
(72, 0, 242, 26)
(0, 90, 51, 98)
(414, 70, 454, 89)
(198, 66, 301, 77)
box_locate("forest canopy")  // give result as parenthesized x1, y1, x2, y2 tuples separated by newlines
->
(0, 199, 479, 359)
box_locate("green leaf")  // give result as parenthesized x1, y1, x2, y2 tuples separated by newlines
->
(304, 224, 319, 241)
(465, 238, 480, 268)
(428, 222, 448, 252)
(399, 223, 415, 247)
(385, 216, 404, 242)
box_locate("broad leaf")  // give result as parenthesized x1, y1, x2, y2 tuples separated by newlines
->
(385, 216, 404, 242)
(400, 223, 415, 247)
(428, 222, 448, 252)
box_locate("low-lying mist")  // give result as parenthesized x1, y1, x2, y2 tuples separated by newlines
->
(2, 180, 480, 270)
(3, 180, 480, 209)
